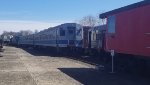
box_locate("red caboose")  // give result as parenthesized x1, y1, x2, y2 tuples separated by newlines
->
(100, 1, 150, 57)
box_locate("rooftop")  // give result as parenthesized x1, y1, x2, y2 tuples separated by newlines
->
(100, 0, 150, 19)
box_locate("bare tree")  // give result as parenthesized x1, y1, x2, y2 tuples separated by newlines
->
(79, 15, 98, 27)
(20, 30, 33, 36)
(1, 31, 15, 39)
(34, 29, 38, 34)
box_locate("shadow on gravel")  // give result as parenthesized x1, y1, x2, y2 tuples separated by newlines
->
(22, 47, 58, 57)
(58, 68, 150, 85)
(21, 47, 106, 65)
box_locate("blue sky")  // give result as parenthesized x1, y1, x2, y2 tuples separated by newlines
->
(0, 0, 143, 34)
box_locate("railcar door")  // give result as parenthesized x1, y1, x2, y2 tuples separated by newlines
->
(101, 30, 106, 50)
(67, 27, 76, 46)
(88, 31, 91, 48)
(0, 39, 3, 48)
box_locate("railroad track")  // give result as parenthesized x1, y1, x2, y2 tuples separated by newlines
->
(63, 55, 105, 70)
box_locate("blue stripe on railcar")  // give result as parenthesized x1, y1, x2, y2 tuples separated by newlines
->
(57, 40, 68, 44)
(20, 40, 83, 47)
(19, 40, 33, 45)
(35, 40, 56, 44)
(34, 40, 75, 45)
(68, 40, 75, 44)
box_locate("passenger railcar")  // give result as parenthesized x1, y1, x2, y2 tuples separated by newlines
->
(19, 35, 34, 46)
(100, 0, 150, 73)
(33, 27, 58, 47)
(11, 23, 106, 55)
(17, 23, 83, 52)
(34, 23, 82, 48)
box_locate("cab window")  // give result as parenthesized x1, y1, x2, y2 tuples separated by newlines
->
(68, 27, 75, 34)
(68, 30, 74, 34)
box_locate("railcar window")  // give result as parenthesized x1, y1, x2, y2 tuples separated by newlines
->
(96, 34, 100, 40)
(94, 33, 97, 40)
(108, 16, 116, 33)
(37, 36, 40, 40)
(67, 27, 75, 30)
(68, 30, 74, 34)
(68, 27, 75, 34)
(60, 30, 65, 36)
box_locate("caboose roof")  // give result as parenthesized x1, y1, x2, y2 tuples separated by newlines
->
(100, 0, 150, 19)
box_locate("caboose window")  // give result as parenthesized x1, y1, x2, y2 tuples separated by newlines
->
(108, 16, 116, 33)
(60, 30, 65, 36)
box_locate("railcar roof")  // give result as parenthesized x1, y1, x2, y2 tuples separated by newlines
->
(100, 0, 150, 19)
(93, 25, 106, 31)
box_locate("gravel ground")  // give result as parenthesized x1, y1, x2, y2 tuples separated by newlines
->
(0, 46, 149, 85)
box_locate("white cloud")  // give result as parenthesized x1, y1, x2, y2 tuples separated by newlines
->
(0, 20, 66, 34)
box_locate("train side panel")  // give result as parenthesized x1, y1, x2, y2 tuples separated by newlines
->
(34, 28, 57, 47)
(33, 23, 82, 48)
(19, 35, 34, 45)
(106, 5, 150, 57)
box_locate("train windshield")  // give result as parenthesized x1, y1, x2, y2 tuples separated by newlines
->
(67, 27, 75, 34)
